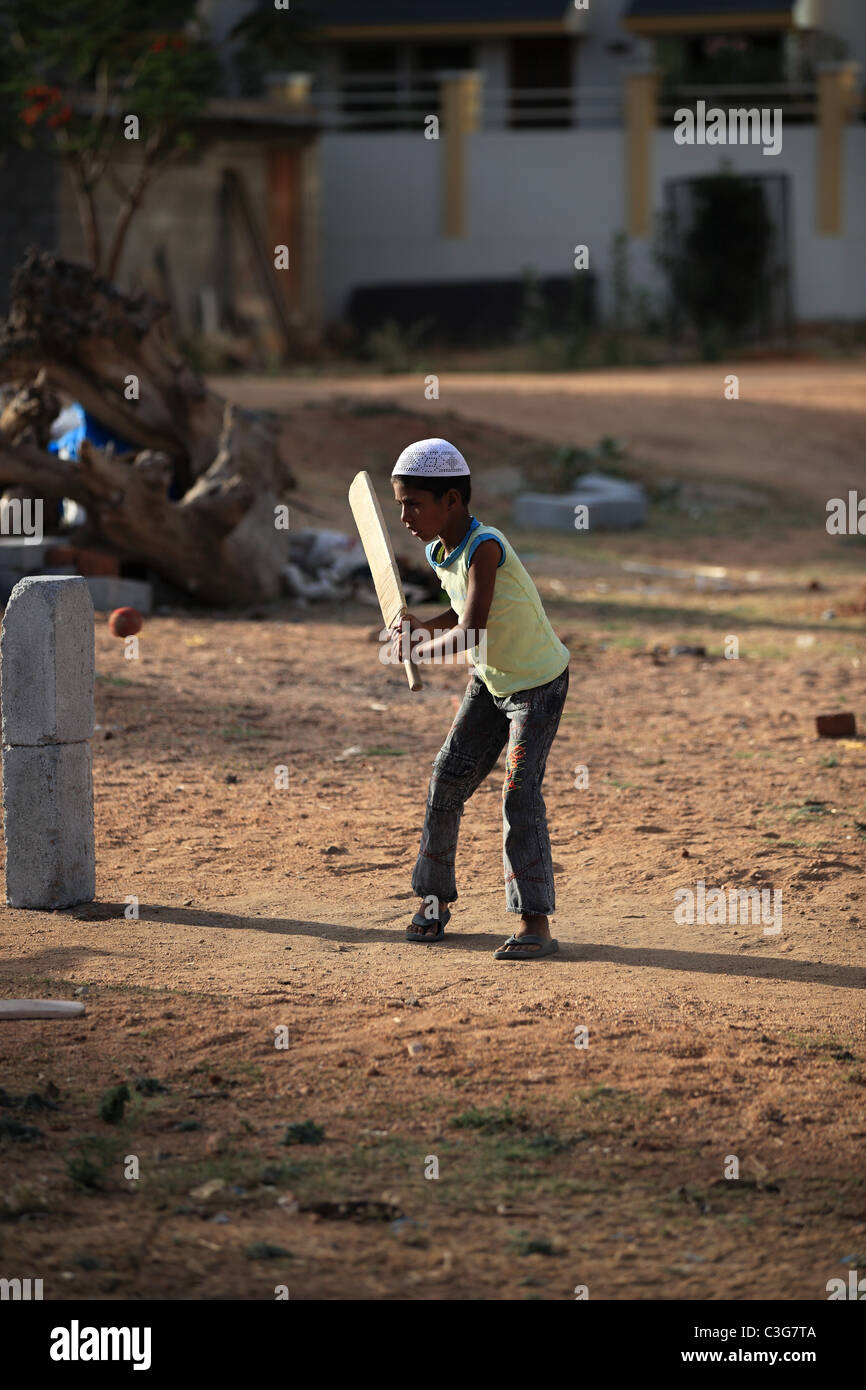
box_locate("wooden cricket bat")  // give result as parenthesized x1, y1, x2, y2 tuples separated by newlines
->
(348, 471, 422, 692)
(0, 999, 85, 1020)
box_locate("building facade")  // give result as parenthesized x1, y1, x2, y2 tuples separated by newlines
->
(18, 0, 861, 344)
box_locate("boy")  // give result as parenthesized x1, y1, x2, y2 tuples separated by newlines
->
(388, 437, 570, 961)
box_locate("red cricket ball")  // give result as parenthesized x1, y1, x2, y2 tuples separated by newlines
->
(108, 607, 143, 638)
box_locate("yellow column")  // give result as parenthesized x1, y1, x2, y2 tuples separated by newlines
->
(817, 62, 860, 236)
(441, 73, 481, 239)
(625, 69, 659, 238)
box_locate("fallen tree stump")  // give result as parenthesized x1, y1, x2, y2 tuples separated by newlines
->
(0, 250, 296, 604)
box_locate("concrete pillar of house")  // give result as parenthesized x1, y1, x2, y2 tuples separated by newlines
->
(625, 68, 659, 238)
(817, 62, 860, 236)
(441, 72, 482, 239)
(1, 576, 95, 908)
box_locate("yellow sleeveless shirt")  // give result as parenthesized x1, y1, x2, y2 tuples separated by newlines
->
(426, 517, 570, 697)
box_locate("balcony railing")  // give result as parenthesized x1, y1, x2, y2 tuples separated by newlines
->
(660, 83, 820, 123)
(309, 74, 622, 130)
(274, 76, 844, 131)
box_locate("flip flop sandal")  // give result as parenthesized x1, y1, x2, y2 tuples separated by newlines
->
(494, 933, 559, 961)
(406, 907, 451, 943)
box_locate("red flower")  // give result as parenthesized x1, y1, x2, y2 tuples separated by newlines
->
(20, 105, 43, 125)
(47, 105, 73, 128)
(170, 36, 187, 51)
(150, 37, 167, 52)
(25, 84, 55, 101)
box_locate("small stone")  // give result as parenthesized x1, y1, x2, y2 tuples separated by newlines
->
(134, 1076, 168, 1095)
(407, 1041, 426, 1057)
(245, 1242, 292, 1261)
(189, 1178, 226, 1201)
(225, 773, 239, 784)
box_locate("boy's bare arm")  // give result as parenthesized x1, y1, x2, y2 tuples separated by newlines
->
(395, 607, 458, 635)
(461, 540, 498, 633)
(420, 607, 459, 631)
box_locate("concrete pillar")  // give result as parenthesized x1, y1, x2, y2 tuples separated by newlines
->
(817, 62, 860, 236)
(1, 576, 95, 908)
(441, 72, 482, 239)
(625, 68, 659, 238)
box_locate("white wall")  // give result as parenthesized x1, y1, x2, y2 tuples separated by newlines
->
(319, 130, 624, 320)
(818, 0, 866, 70)
(319, 122, 866, 324)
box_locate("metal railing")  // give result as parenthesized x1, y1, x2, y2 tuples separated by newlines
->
(310, 75, 622, 129)
(660, 83, 819, 121)
(280, 76, 837, 131)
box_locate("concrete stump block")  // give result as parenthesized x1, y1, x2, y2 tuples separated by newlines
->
(2, 742, 95, 907)
(0, 538, 59, 571)
(1, 575, 94, 745)
(84, 576, 153, 615)
(515, 472, 647, 533)
(1, 575, 95, 909)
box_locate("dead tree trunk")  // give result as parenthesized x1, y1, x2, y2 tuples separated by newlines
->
(0, 250, 296, 604)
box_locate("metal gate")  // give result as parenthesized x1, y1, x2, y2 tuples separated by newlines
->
(662, 172, 793, 346)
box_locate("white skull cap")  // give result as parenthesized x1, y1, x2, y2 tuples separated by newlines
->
(392, 437, 470, 477)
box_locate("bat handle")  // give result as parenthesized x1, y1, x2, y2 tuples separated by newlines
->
(395, 610, 422, 691)
(404, 657, 422, 692)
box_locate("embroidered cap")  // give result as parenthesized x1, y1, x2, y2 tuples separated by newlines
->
(391, 437, 470, 478)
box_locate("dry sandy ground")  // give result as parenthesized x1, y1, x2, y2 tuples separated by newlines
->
(0, 365, 864, 1302)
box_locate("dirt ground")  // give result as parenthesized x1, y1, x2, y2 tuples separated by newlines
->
(0, 364, 864, 1301)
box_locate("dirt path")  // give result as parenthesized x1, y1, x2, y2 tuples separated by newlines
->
(0, 367, 864, 1300)
(213, 363, 866, 503)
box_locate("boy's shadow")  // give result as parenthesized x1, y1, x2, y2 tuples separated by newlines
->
(54, 902, 866, 988)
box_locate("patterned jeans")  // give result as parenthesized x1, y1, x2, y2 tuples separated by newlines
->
(411, 664, 569, 915)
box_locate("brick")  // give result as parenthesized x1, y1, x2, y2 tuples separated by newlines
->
(45, 546, 120, 577)
(816, 712, 856, 737)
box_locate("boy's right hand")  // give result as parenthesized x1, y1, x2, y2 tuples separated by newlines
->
(388, 613, 426, 662)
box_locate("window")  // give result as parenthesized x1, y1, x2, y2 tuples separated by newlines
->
(412, 43, 475, 76)
(340, 44, 400, 127)
(508, 37, 573, 129)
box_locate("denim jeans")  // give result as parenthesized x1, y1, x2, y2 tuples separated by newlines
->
(411, 664, 569, 915)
